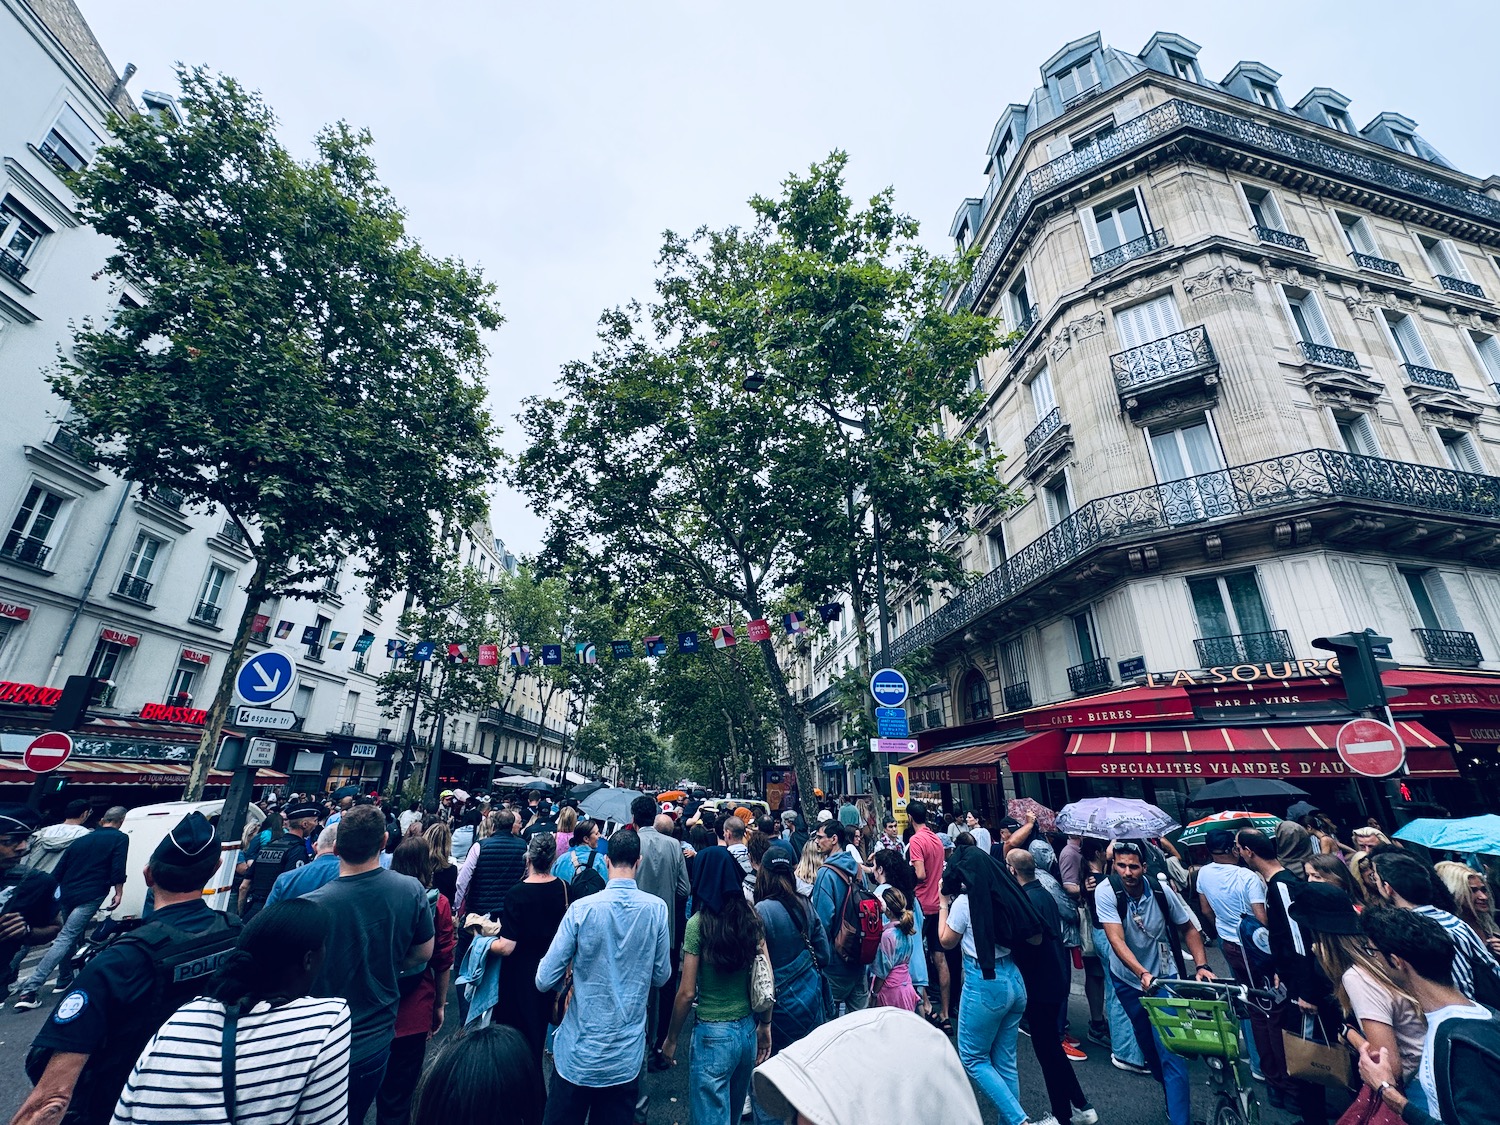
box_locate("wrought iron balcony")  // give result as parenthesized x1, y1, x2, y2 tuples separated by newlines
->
(1413, 628, 1483, 668)
(1068, 658, 1113, 694)
(1194, 630, 1295, 667)
(305, 642, 324, 661)
(191, 601, 221, 626)
(1062, 84, 1103, 111)
(807, 685, 839, 715)
(1350, 251, 1404, 277)
(0, 249, 28, 282)
(955, 97, 1500, 314)
(1251, 225, 1310, 252)
(115, 574, 153, 602)
(1091, 228, 1168, 274)
(1013, 303, 1039, 337)
(1024, 407, 1063, 456)
(0, 535, 50, 567)
(217, 519, 246, 546)
(1403, 364, 1460, 391)
(1299, 341, 1361, 370)
(147, 486, 185, 510)
(352, 654, 369, 674)
(1003, 682, 1032, 712)
(1111, 326, 1217, 395)
(1437, 275, 1485, 299)
(48, 425, 95, 465)
(338, 721, 357, 736)
(887, 447, 1500, 665)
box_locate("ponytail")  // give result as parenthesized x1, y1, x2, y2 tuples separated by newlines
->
(880, 886, 915, 936)
(210, 899, 330, 1007)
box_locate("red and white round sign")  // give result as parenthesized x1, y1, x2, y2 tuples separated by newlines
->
(23, 731, 73, 774)
(1335, 718, 1405, 778)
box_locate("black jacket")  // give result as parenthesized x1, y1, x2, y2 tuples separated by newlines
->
(942, 846, 1044, 979)
(467, 834, 528, 916)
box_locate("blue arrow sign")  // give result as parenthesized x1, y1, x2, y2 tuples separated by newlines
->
(235, 650, 296, 706)
(869, 667, 909, 708)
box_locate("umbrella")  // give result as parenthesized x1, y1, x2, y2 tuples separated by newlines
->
(1394, 815, 1500, 854)
(570, 780, 606, 801)
(580, 786, 641, 825)
(1286, 801, 1320, 821)
(1177, 810, 1281, 847)
(1187, 779, 1309, 808)
(330, 783, 361, 799)
(494, 774, 556, 792)
(1055, 797, 1178, 840)
(657, 790, 688, 804)
(450, 788, 470, 802)
(1007, 798, 1057, 834)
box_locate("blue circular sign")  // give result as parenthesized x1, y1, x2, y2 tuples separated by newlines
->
(235, 650, 297, 706)
(869, 667, 909, 707)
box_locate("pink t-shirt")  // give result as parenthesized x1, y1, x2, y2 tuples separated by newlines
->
(908, 826, 945, 914)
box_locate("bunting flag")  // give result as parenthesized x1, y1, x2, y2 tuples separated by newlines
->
(783, 611, 807, 635)
(412, 640, 436, 661)
(477, 643, 499, 666)
(300, 625, 321, 645)
(610, 640, 634, 660)
(275, 620, 294, 639)
(678, 632, 699, 654)
(446, 643, 469, 665)
(575, 642, 597, 665)
(352, 632, 375, 654)
(329, 631, 348, 651)
(506, 643, 531, 667)
(745, 618, 771, 643)
(711, 625, 737, 649)
(816, 603, 842, 624)
(541, 644, 563, 665)
(252, 614, 270, 635)
(387, 639, 408, 659)
(644, 635, 668, 657)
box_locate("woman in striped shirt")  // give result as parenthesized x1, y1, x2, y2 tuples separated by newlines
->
(112, 899, 351, 1125)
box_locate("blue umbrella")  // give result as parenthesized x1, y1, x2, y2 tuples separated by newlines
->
(1393, 815, 1500, 854)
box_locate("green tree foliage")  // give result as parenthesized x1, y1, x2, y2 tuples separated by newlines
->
(52, 69, 503, 797)
(514, 153, 1002, 818)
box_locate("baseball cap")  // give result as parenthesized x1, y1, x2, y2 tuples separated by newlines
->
(1204, 828, 1237, 853)
(816, 810, 833, 822)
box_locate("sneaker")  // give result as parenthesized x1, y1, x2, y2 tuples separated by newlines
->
(1110, 1054, 1151, 1075)
(742, 1095, 753, 1119)
(1086, 1022, 1111, 1048)
(52, 983, 72, 995)
(11, 992, 39, 1011)
(1070, 1109, 1099, 1125)
(1251, 1069, 1265, 1082)
(1062, 1041, 1088, 1061)
(1062, 1033, 1082, 1048)
(1018, 1021, 1032, 1038)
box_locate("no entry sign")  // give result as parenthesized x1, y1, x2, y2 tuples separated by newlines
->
(24, 731, 73, 774)
(1335, 717, 1405, 777)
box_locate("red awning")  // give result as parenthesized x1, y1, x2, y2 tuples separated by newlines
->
(1020, 685, 1195, 732)
(0, 759, 287, 786)
(1064, 721, 1458, 780)
(1386, 669, 1500, 712)
(906, 729, 1065, 783)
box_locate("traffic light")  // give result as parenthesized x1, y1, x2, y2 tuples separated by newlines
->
(1312, 630, 1407, 713)
(50, 675, 98, 731)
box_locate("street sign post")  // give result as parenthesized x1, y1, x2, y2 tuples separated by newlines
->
(234, 651, 296, 707)
(1336, 717, 1406, 777)
(869, 668, 909, 708)
(889, 764, 910, 835)
(243, 737, 277, 768)
(232, 705, 297, 731)
(24, 731, 73, 773)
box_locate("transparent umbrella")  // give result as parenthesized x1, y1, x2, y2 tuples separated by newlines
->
(1055, 797, 1178, 839)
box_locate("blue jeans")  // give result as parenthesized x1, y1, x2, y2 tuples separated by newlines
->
(348, 1047, 390, 1125)
(689, 1016, 756, 1125)
(20, 897, 102, 994)
(1112, 978, 1191, 1125)
(1093, 927, 1146, 1067)
(956, 956, 1029, 1125)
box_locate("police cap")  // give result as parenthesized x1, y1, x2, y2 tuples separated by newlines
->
(150, 811, 219, 872)
(282, 801, 321, 821)
(0, 805, 41, 837)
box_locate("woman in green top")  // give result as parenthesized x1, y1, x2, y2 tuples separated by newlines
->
(663, 847, 772, 1125)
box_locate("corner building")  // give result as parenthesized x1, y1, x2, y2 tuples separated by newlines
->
(892, 32, 1500, 824)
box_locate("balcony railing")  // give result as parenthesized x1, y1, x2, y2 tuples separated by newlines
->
(1251, 225, 1310, 252)
(1437, 275, 1485, 299)
(1194, 630, 1295, 667)
(1351, 251, 1404, 277)
(217, 519, 247, 546)
(1012, 302, 1039, 337)
(305, 642, 324, 661)
(807, 685, 839, 715)
(352, 654, 369, 674)
(146, 486, 185, 511)
(1003, 682, 1032, 712)
(1111, 326, 1216, 395)
(887, 447, 1500, 664)
(1413, 628, 1483, 668)
(1068, 658, 1113, 694)
(1, 536, 50, 567)
(115, 574, 153, 602)
(1299, 341, 1361, 370)
(955, 97, 1500, 314)
(48, 425, 95, 465)
(0, 249, 28, 282)
(1091, 228, 1168, 274)
(191, 601, 221, 626)
(1403, 363, 1460, 391)
(1024, 407, 1063, 456)
(338, 721, 356, 736)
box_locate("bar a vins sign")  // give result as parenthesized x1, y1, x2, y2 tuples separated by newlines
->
(1147, 658, 1339, 688)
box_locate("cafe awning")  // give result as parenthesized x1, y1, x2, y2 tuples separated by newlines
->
(0, 758, 288, 786)
(905, 729, 1065, 782)
(1064, 720, 1458, 779)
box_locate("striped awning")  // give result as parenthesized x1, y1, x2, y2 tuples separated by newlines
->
(0, 758, 288, 786)
(905, 729, 1065, 782)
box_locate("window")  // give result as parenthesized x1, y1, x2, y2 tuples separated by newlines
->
(1338, 213, 1379, 257)
(1401, 568, 1461, 631)
(118, 532, 163, 600)
(1392, 131, 1419, 156)
(86, 636, 129, 685)
(1251, 83, 1278, 109)
(0, 197, 47, 270)
(1071, 610, 1100, 664)
(167, 664, 198, 705)
(992, 130, 1013, 175)
(1113, 293, 1182, 349)
(1282, 287, 1335, 346)
(1056, 58, 1098, 103)
(1383, 311, 1434, 369)
(1335, 412, 1381, 457)
(1149, 418, 1234, 520)
(1189, 572, 1273, 640)
(4, 484, 65, 565)
(1167, 54, 1196, 83)
(38, 105, 102, 172)
(1070, 119, 1115, 152)
(1242, 185, 1287, 232)
(1001, 639, 1028, 689)
(1090, 193, 1147, 253)
(1042, 475, 1072, 526)
(1420, 236, 1471, 282)
(1030, 365, 1057, 420)
(343, 691, 361, 723)
(194, 565, 231, 624)
(986, 529, 1007, 570)
(292, 684, 315, 720)
(1325, 108, 1353, 133)
(963, 669, 992, 721)
(974, 422, 991, 454)
(1439, 430, 1485, 474)
(1470, 332, 1500, 385)
(1008, 273, 1033, 330)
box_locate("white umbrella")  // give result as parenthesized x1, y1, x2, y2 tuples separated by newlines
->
(1055, 797, 1178, 839)
(493, 774, 554, 789)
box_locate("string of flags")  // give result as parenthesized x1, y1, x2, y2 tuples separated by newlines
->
(254, 604, 846, 668)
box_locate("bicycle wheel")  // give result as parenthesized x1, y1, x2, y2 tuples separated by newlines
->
(1212, 1097, 1246, 1125)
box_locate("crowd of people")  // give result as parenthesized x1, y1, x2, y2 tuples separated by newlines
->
(0, 787, 1497, 1125)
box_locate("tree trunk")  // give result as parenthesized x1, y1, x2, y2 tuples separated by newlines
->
(751, 636, 819, 823)
(184, 556, 270, 801)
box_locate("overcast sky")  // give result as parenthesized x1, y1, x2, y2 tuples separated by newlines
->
(83, 0, 1500, 556)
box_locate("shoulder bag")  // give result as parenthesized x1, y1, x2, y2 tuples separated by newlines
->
(1283, 1011, 1353, 1090)
(750, 939, 775, 1015)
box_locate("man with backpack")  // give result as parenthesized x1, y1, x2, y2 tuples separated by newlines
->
(811, 821, 879, 1014)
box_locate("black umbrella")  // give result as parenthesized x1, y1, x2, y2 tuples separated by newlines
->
(570, 780, 606, 800)
(1286, 800, 1320, 821)
(330, 783, 362, 799)
(1187, 778, 1310, 808)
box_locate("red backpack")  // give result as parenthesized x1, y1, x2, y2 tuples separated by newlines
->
(825, 865, 882, 966)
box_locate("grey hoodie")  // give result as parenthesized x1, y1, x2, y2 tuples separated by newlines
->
(24, 823, 88, 874)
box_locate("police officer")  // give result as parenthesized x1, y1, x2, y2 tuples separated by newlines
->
(0, 807, 64, 1003)
(13, 812, 241, 1125)
(241, 801, 318, 921)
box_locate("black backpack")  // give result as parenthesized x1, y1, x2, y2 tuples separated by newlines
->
(569, 847, 605, 899)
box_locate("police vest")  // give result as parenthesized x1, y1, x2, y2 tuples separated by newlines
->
(67, 911, 242, 1125)
(247, 833, 308, 905)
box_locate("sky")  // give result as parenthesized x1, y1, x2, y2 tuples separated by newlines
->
(80, 0, 1500, 557)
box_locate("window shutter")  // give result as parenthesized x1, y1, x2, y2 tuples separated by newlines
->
(1440, 240, 1473, 281)
(1350, 217, 1378, 255)
(1030, 367, 1057, 415)
(1455, 433, 1486, 475)
(1474, 334, 1500, 382)
(1115, 98, 1142, 122)
(1422, 572, 1464, 630)
(1075, 204, 1102, 256)
(1391, 314, 1433, 367)
(1046, 137, 1072, 160)
(1262, 191, 1287, 231)
(1300, 295, 1336, 346)
(1115, 293, 1181, 349)
(1351, 413, 1380, 457)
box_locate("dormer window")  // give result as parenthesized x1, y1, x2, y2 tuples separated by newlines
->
(1167, 54, 1196, 83)
(993, 130, 1013, 174)
(1251, 82, 1278, 109)
(1325, 107, 1353, 133)
(1056, 58, 1098, 104)
(1392, 130, 1418, 156)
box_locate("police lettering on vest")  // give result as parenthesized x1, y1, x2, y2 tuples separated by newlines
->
(245, 833, 310, 916)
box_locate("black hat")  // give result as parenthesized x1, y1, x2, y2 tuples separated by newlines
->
(996, 817, 1022, 832)
(283, 801, 320, 821)
(150, 811, 219, 870)
(1288, 882, 1362, 936)
(0, 805, 41, 836)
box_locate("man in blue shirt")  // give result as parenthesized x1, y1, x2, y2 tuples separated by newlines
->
(810, 821, 870, 1014)
(537, 827, 670, 1125)
(264, 822, 341, 907)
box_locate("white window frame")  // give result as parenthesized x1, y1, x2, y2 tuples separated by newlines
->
(1144, 414, 1227, 483)
(1332, 409, 1382, 457)
(5, 481, 70, 556)
(1278, 285, 1336, 347)
(197, 564, 232, 612)
(1392, 131, 1419, 156)
(1251, 82, 1278, 109)
(1042, 471, 1073, 526)
(1325, 107, 1353, 133)
(167, 664, 199, 705)
(38, 104, 103, 172)
(1437, 429, 1485, 474)
(1029, 364, 1057, 420)
(122, 531, 165, 582)
(1240, 184, 1288, 233)
(1337, 212, 1380, 257)
(1417, 235, 1472, 282)
(1007, 271, 1033, 330)
(1467, 331, 1500, 386)
(1167, 53, 1196, 83)
(0, 196, 49, 267)
(1381, 310, 1435, 370)
(986, 528, 1006, 570)
(1112, 291, 1183, 349)
(1055, 57, 1099, 104)
(1187, 570, 1275, 638)
(1082, 189, 1150, 257)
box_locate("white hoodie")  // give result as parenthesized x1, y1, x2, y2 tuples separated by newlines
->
(24, 823, 88, 874)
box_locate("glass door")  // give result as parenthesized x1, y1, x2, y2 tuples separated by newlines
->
(1150, 419, 1233, 523)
